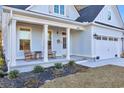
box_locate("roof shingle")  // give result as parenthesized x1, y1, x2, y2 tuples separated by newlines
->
(6, 5, 30, 10)
(76, 5, 104, 22)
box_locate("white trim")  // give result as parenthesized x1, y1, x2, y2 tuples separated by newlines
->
(91, 22, 124, 32)
(25, 5, 33, 11)
(17, 26, 32, 52)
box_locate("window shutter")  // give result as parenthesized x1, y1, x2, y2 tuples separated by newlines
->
(66, 6, 69, 17)
(49, 5, 53, 14)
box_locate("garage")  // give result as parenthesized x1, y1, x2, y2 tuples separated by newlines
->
(95, 35, 121, 60)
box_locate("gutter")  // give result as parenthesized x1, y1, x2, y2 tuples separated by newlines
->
(91, 22, 124, 32)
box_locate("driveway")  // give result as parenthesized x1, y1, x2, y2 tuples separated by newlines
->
(76, 58, 124, 68)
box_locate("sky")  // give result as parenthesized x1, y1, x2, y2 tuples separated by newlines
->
(118, 5, 124, 22)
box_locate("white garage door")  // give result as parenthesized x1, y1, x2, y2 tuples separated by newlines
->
(95, 36, 120, 59)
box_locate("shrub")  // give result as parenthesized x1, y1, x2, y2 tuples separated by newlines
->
(33, 65, 44, 73)
(68, 60, 76, 66)
(8, 70, 19, 79)
(54, 63, 63, 69)
(0, 58, 4, 66)
(0, 70, 4, 78)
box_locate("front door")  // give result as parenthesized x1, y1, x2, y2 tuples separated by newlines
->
(48, 31, 52, 50)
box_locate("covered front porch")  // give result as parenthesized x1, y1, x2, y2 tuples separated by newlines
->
(7, 9, 86, 72)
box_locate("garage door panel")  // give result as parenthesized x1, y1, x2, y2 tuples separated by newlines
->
(95, 38, 119, 59)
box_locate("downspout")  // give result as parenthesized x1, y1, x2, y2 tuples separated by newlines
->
(121, 33, 124, 52)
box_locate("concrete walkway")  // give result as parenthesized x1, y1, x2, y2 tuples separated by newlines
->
(76, 58, 124, 68)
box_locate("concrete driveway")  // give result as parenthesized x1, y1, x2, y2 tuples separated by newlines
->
(76, 58, 124, 68)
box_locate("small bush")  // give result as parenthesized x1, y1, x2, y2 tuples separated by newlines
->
(0, 70, 4, 78)
(0, 58, 4, 66)
(68, 60, 76, 66)
(33, 65, 44, 73)
(54, 63, 63, 69)
(8, 70, 19, 79)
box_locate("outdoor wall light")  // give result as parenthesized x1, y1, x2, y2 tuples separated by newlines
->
(57, 31, 59, 35)
(121, 37, 124, 40)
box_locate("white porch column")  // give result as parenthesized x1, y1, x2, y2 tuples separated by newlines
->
(44, 24, 48, 62)
(66, 28, 70, 60)
(10, 19, 16, 66)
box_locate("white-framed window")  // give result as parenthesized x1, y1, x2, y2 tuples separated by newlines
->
(96, 36, 101, 40)
(109, 37, 113, 41)
(54, 5, 65, 15)
(102, 36, 107, 40)
(60, 5, 65, 15)
(114, 38, 118, 41)
(18, 27, 31, 51)
(54, 5, 59, 14)
(108, 11, 111, 20)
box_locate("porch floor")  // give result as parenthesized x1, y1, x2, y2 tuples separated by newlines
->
(16, 55, 89, 67)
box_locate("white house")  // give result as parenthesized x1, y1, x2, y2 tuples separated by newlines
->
(0, 5, 124, 72)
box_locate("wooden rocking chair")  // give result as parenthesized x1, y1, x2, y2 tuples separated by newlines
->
(24, 50, 34, 61)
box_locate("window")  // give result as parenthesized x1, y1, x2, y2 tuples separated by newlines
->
(96, 36, 101, 40)
(109, 37, 113, 41)
(114, 38, 118, 41)
(54, 5, 65, 15)
(20, 39, 30, 50)
(108, 11, 111, 20)
(54, 5, 59, 14)
(60, 5, 64, 15)
(63, 37, 66, 49)
(102, 36, 107, 40)
(18, 27, 31, 51)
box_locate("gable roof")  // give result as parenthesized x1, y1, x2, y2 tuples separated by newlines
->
(76, 5, 104, 22)
(6, 5, 30, 10)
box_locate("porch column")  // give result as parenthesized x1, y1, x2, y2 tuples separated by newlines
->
(44, 24, 48, 62)
(66, 28, 70, 60)
(10, 19, 16, 66)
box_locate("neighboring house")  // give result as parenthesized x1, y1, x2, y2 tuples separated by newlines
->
(0, 5, 124, 72)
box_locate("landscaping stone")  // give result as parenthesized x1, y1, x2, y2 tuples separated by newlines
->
(0, 64, 89, 88)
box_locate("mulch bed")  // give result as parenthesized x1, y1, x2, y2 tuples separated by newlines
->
(0, 64, 89, 88)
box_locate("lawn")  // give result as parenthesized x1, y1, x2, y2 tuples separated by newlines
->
(42, 65, 124, 88)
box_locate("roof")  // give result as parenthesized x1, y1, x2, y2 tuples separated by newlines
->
(76, 5, 104, 22)
(5, 5, 30, 10)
